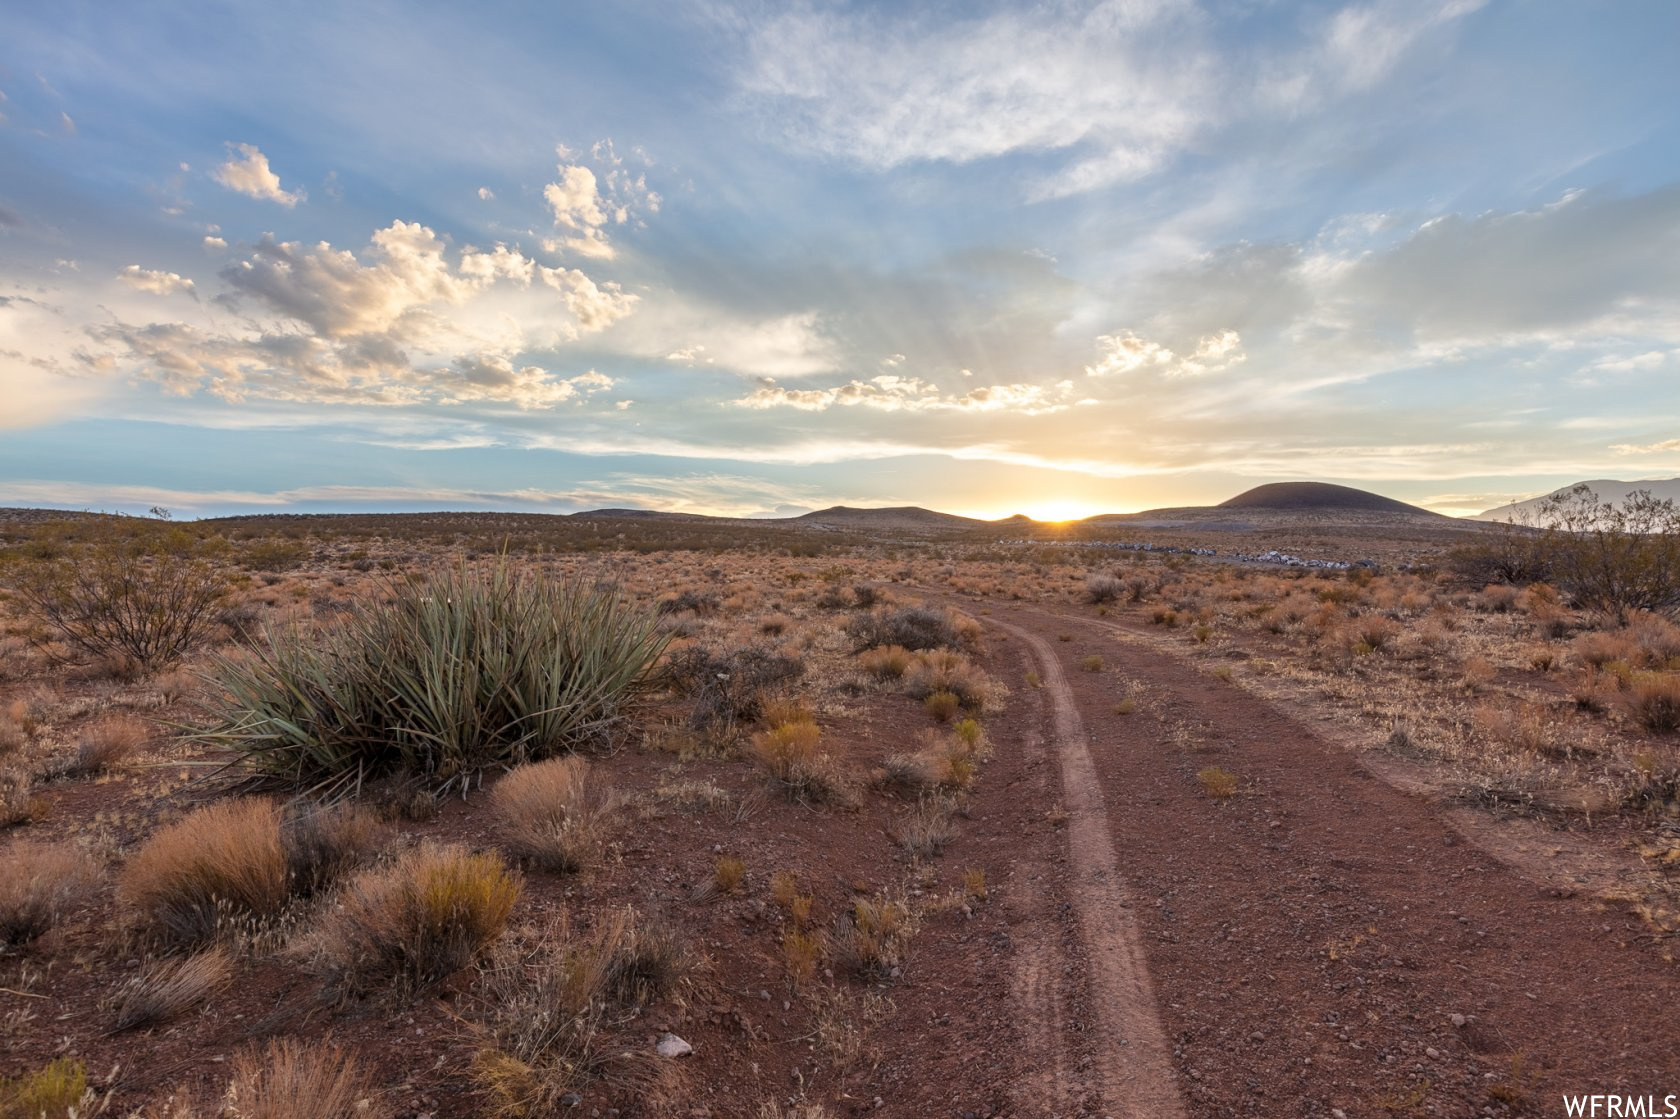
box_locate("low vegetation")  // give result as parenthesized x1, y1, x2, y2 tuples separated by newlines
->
(193, 561, 668, 795)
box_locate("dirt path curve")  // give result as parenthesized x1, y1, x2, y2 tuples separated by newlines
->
(940, 594, 1680, 1117)
(989, 616, 1188, 1119)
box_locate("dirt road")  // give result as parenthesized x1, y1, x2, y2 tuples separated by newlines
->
(884, 595, 1680, 1118)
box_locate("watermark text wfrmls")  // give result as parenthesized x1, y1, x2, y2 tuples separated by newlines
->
(1564, 1096, 1680, 1118)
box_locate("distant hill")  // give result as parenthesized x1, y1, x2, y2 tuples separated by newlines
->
(1475, 478, 1680, 522)
(1218, 482, 1437, 516)
(787, 505, 988, 530)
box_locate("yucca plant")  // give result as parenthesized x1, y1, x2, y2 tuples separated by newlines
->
(191, 562, 668, 795)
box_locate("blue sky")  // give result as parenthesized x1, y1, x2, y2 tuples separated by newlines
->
(2, 0, 1678, 520)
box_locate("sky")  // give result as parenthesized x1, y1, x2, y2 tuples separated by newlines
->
(2, 1, 1678, 522)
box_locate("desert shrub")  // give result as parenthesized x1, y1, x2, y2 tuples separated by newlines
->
(781, 927, 824, 987)
(656, 589, 718, 617)
(6, 529, 229, 671)
(923, 691, 960, 723)
(1197, 767, 1238, 798)
(846, 606, 973, 652)
(491, 757, 618, 874)
(1573, 630, 1638, 670)
(833, 896, 914, 981)
(1629, 612, 1680, 666)
(313, 843, 520, 996)
(903, 650, 996, 711)
(44, 715, 149, 779)
(890, 795, 957, 858)
(712, 855, 746, 894)
(605, 913, 687, 1008)
(280, 801, 386, 897)
(472, 912, 665, 1116)
(121, 798, 289, 949)
(749, 719, 851, 806)
(857, 645, 912, 680)
(1533, 486, 1680, 622)
(193, 562, 667, 795)
(1627, 674, 1680, 734)
(226, 1038, 390, 1119)
(1084, 574, 1124, 604)
(109, 946, 233, 1031)
(0, 768, 37, 829)
(0, 842, 91, 948)
(667, 644, 804, 732)
(1080, 655, 1104, 672)
(0, 1057, 89, 1119)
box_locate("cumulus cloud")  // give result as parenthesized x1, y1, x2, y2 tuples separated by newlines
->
(737, 374, 1075, 415)
(1085, 329, 1245, 377)
(92, 217, 637, 412)
(100, 319, 610, 411)
(213, 142, 304, 206)
(118, 265, 195, 296)
(1612, 439, 1680, 456)
(541, 143, 659, 259)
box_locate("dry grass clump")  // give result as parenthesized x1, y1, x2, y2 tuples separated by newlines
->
(472, 912, 670, 1116)
(923, 691, 960, 723)
(758, 1100, 832, 1119)
(1574, 630, 1639, 670)
(0, 1056, 90, 1119)
(833, 896, 915, 981)
(51, 715, 149, 779)
(1085, 573, 1124, 604)
(903, 650, 997, 711)
(1080, 654, 1104, 672)
(109, 945, 233, 1031)
(1626, 673, 1680, 734)
(890, 795, 958, 859)
(856, 645, 912, 680)
(312, 843, 520, 997)
(846, 605, 977, 652)
(881, 726, 982, 792)
(0, 768, 40, 830)
(0, 841, 92, 949)
(120, 797, 289, 949)
(491, 757, 619, 874)
(712, 854, 747, 895)
(782, 928, 825, 987)
(1196, 766, 1239, 799)
(280, 801, 386, 897)
(225, 1038, 390, 1119)
(749, 717, 852, 806)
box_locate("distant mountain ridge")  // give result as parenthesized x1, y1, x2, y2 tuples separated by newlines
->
(787, 505, 989, 529)
(1475, 478, 1680, 522)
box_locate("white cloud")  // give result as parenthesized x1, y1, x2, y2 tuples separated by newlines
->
(202, 235, 227, 251)
(118, 265, 195, 296)
(541, 143, 659, 259)
(736, 374, 1075, 416)
(1085, 330, 1243, 377)
(733, 1, 1210, 197)
(477, 186, 495, 200)
(213, 142, 304, 206)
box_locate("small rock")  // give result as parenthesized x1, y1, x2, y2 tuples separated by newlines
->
(1425, 1047, 1440, 1059)
(1450, 1013, 1468, 1028)
(558, 1094, 582, 1108)
(656, 1033, 693, 1058)
(1333, 1110, 1348, 1119)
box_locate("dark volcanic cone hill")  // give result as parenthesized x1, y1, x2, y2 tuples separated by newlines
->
(1217, 482, 1441, 517)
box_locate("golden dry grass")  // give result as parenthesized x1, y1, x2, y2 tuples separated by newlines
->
(120, 797, 289, 949)
(312, 843, 520, 996)
(226, 1038, 389, 1119)
(491, 756, 619, 874)
(0, 841, 91, 949)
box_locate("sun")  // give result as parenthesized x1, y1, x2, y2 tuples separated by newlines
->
(1019, 499, 1106, 523)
